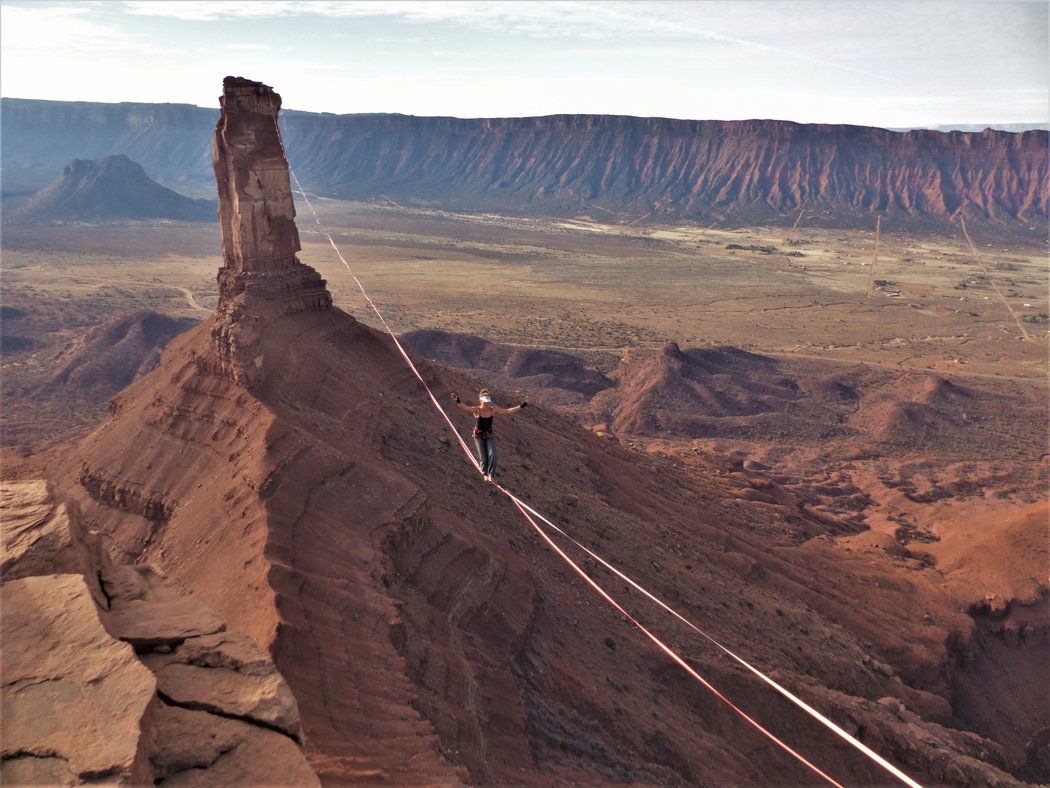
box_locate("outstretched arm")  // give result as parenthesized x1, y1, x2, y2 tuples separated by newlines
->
(450, 392, 479, 415)
(493, 399, 527, 415)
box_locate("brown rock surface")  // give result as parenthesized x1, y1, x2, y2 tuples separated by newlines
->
(0, 574, 156, 785)
(143, 632, 303, 741)
(1, 480, 90, 574)
(7, 98, 1046, 229)
(48, 310, 199, 395)
(279, 115, 1047, 228)
(0, 479, 106, 603)
(18, 76, 1041, 786)
(0, 482, 319, 785)
(210, 76, 331, 386)
(102, 564, 226, 648)
(106, 592, 225, 647)
(213, 77, 300, 276)
(0, 308, 199, 451)
(401, 328, 614, 407)
(150, 703, 319, 787)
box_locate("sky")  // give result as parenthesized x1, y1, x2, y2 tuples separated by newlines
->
(1, 0, 1047, 127)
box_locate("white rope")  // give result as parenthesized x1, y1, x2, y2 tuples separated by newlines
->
(507, 494, 848, 786)
(500, 489, 923, 788)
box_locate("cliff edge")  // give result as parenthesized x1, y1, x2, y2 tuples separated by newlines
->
(11, 77, 1042, 785)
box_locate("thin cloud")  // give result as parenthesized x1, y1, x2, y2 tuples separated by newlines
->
(119, 0, 761, 42)
(121, 0, 303, 21)
(3, 0, 1044, 125)
(117, 0, 888, 80)
(1, 3, 185, 57)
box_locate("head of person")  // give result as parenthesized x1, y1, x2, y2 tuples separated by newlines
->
(479, 389, 493, 405)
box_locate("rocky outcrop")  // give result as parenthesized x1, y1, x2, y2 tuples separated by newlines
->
(595, 341, 797, 437)
(101, 565, 226, 648)
(143, 631, 305, 741)
(210, 77, 332, 386)
(0, 99, 218, 197)
(3, 97, 1046, 228)
(149, 704, 318, 787)
(0, 480, 103, 595)
(21, 74, 1037, 785)
(286, 116, 1050, 227)
(400, 328, 614, 406)
(213, 78, 300, 277)
(79, 467, 177, 523)
(1, 311, 200, 451)
(0, 481, 318, 786)
(1, 574, 156, 786)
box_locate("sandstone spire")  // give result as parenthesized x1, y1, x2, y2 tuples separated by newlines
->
(211, 76, 331, 385)
(214, 77, 301, 275)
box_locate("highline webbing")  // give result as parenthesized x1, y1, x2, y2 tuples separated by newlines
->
(267, 105, 921, 788)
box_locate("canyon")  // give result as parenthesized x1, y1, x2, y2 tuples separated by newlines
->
(2, 77, 1047, 786)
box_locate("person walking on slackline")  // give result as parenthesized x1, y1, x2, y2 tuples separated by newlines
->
(451, 388, 526, 482)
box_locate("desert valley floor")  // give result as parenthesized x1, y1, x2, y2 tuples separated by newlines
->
(3, 203, 1047, 555)
(3, 200, 1047, 437)
(2, 203, 1048, 783)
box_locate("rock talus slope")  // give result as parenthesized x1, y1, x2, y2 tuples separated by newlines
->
(18, 77, 1045, 786)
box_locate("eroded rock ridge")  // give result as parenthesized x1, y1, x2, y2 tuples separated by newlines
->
(10, 74, 1043, 785)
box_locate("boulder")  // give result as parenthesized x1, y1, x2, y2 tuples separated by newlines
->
(0, 480, 104, 603)
(150, 703, 319, 787)
(0, 574, 156, 785)
(101, 564, 225, 647)
(143, 631, 304, 741)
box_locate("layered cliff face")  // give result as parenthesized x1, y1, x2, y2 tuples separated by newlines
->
(0, 99, 218, 197)
(213, 79, 301, 275)
(287, 115, 1050, 227)
(16, 77, 1045, 785)
(40, 304, 1034, 786)
(3, 97, 1046, 228)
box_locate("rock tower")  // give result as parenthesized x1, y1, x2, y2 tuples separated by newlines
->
(211, 76, 331, 385)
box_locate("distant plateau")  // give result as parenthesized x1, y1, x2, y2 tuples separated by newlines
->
(2, 98, 1046, 231)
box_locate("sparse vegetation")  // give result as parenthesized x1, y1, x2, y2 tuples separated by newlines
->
(726, 243, 777, 253)
(3, 204, 1046, 526)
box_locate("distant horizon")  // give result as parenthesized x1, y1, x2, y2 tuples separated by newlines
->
(1, 1, 1046, 129)
(2, 94, 1047, 134)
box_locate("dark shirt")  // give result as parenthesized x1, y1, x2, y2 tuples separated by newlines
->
(474, 414, 494, 437)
